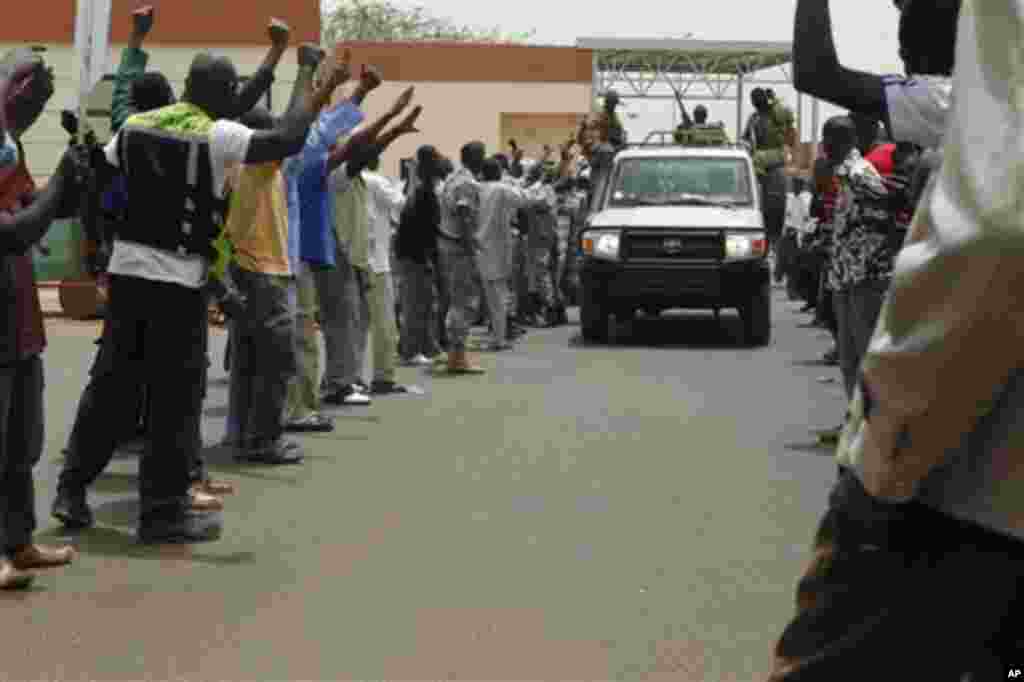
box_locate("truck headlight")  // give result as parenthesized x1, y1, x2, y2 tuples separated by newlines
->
(725, 232, 768, 260)
(582, 230, 621, 260)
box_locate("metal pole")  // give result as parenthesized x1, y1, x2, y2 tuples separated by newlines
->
(736, 72, 744, 143)
(811, 97, 821, 145)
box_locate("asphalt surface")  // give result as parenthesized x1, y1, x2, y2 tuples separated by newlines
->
(5, 286, 848, 682)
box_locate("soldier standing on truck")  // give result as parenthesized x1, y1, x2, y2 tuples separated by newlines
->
(742, 87, 796, 254)
(673, 91, 731, 147)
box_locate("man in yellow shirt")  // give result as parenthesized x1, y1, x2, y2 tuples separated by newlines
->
(223, 55, 350, 466)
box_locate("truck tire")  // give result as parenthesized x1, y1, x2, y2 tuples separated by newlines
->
(580, 287, 609, 343)
(742, 283, 772, 346)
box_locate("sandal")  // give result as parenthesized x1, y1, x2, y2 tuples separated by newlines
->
(284, 413, 335, 433)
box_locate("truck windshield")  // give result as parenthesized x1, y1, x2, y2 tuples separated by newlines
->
(608, 157, 754, 208)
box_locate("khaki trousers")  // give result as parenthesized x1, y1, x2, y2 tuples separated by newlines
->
(369, 271, 399, 383)
(284, 264, 321, 422)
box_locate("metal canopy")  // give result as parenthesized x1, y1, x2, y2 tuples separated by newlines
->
(576, 37, 818, 143)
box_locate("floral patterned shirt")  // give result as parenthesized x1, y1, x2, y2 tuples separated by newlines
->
(826, 149, 894, 291)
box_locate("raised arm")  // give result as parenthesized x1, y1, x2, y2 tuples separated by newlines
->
(792, 0, 886, 120)
(0, 147, 82, 255)
(347, 105, 422, 177)
(327, 84, 414, 173)
(234, 18, 290, 118)
(111, 6, 154, 133)
(674, 90, 693, 129)
(245, 45, 350, 164)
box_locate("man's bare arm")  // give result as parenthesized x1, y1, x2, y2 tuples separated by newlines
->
(0, 149, 80, 255)
(347, 105, 422, 176)
(234, 18, 290, 118)
(792, 0, 886, 120)
(245, 46, 349, 164)
(327, 85, 414, 173)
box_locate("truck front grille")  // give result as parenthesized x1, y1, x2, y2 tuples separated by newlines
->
(624, 231, 724, 260)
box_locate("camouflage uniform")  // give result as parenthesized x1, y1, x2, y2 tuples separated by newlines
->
(745, 101, 796, 247)
(438, 168, 482, 352)
(524, 183, 559, 316)
(674, 123, 731, 147)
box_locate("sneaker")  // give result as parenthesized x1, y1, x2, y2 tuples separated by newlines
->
(410, 354, 433, 366)
(235, 439, 305, 465)
(324, 384, 372, 406)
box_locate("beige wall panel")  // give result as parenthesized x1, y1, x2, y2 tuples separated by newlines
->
(500, 113, 586, 161)
(334, 82, 592, 180)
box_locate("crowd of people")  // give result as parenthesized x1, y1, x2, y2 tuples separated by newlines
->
(0, 6, 605, 587)
(5, 2, 1024, 675)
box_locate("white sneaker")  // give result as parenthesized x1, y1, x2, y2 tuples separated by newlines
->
(343, 387, 372, 406)
(411, 354, 432, 366)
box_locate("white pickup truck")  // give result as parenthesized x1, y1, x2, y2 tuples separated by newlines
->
(577, 143, 772, 345)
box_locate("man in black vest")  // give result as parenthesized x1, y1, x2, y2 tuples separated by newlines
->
(52, 38, 348, 544)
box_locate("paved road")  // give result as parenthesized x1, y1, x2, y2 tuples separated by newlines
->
(7, 289, 847, 682)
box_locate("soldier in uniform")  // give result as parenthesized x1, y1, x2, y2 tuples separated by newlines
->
(674, 103, 731, 147)
(742, 87, 796, 253)
(438, 142, 487, 374)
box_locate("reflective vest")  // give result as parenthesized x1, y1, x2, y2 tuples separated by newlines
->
(115, 102, 228, 264)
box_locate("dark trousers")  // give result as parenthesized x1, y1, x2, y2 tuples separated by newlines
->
(833, 280, 888, 399)
(58, 275, 207, 521)
(433, 255, 450, 350)
(769, 472, 1024, 681)
(817, 273, 838, 339)
(227, 265, 295, 448)
(65, 316, 146, 456)
(0, 355, 43, 553)
(760, 167, 787, 248)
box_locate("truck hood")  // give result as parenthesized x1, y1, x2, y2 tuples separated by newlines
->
(588, 206, 763, 230)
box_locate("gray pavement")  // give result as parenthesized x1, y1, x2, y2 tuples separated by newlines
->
(5, 288, 847, 682)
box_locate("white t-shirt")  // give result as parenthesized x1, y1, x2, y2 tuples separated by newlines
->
(883, 75, 953, 150)
(362, 171, 406, 274)
(104, 120, 254, 289)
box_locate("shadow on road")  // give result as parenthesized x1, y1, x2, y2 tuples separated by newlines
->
(35, 525, 257, 566)
(570, 310, 748, 349)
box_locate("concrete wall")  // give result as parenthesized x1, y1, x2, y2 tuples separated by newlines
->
(3, 43, 303, 181)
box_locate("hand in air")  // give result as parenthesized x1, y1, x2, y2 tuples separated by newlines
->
(268, 18, 291, 49)
(132, 6, 155, 39)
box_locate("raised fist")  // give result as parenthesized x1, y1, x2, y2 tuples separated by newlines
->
(132, 6, 154, 38)
(268, 18, 291, 49)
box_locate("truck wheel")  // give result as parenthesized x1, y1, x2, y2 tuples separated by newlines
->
(742, 283, 772, 346)
(580, 288, 609, 343)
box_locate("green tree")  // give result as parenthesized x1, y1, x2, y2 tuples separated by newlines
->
(322, 0, 535, 44)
